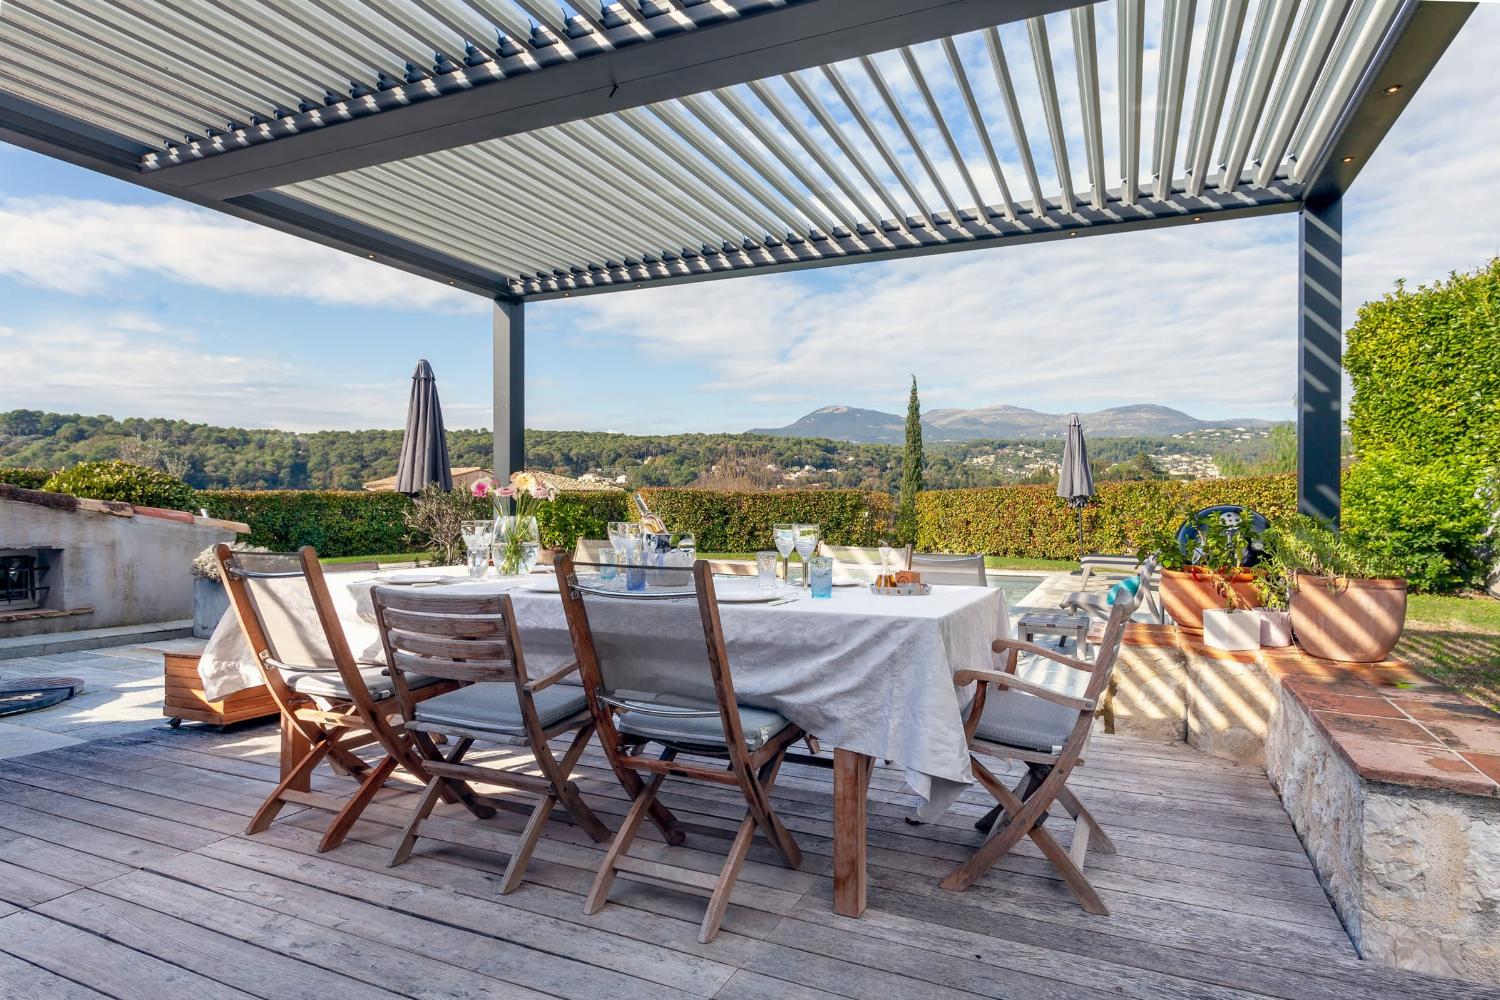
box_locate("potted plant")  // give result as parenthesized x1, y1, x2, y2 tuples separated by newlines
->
(1250, 546, 1295, 647)
(1261, 517, 1408, 662)
(1140, 509, 1262, 635)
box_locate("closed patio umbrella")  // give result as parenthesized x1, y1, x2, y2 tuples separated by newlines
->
(395, 359, 452, 494)
(1057, 414, 1094, 556)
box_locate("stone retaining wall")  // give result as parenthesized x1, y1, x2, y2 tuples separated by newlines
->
(1101, 624, 1500, 985)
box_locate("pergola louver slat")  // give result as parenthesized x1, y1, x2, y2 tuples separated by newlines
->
(0, 0, 1469, 297)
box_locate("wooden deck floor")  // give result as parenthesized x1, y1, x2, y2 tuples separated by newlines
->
(1, 725, 1495, 1000)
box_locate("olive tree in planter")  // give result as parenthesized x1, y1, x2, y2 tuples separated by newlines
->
(1260, 518, 1407, 663)
(190, 543, 268, 638)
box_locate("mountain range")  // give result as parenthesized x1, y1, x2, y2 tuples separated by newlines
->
(750, 404, 1279, 444)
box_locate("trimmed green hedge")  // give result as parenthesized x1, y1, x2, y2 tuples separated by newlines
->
(639, 488, 895, 551)
(0, 466, 51, 489)
(1343, 259, 1499, 591)
(915, 475, 1297, 558)
(200, 490, 415, 556)
(199, 488, 633, 558)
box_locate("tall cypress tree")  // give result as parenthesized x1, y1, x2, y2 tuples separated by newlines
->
(898, 375, 924, 542)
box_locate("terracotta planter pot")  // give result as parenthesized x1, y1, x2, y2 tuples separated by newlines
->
(1159, 568, 1261, 634)
(1291, 574, 1408, 663)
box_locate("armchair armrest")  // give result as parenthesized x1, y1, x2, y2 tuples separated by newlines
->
(525, 659, 580, 693)
(991, 637, 1094, 673)
(953, 667, 1096, 712)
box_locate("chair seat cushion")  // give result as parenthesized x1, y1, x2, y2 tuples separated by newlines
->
(974, 660, 1089, 753)
(617, 701, 792, 752)
(414, 683, 589, 737)
(1107, 576, 1141, 605)
(283, 663, 438, 702)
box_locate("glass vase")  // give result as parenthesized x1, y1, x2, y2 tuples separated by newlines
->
(491, 515, 540, 576)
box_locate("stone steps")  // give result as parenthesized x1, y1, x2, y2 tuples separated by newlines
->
(0, 620, 194, 661)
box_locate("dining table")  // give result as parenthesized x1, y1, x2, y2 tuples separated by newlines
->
(198, 563, 1011, 918)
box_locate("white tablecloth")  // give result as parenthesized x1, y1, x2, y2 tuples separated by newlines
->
(200, 568, 1010, 817)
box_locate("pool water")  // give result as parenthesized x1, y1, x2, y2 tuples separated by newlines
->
(991, 574, 1047, 608)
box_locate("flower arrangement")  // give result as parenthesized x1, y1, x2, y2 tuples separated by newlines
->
(473, 471, 556, 574)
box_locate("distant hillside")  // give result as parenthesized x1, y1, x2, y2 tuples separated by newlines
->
(753, 403, 1277, 443)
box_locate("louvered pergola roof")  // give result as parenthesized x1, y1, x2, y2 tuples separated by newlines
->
(0, 0, 1473, 302)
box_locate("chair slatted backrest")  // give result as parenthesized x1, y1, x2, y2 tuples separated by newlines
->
(370, 588, 523, 719)
(557, 556, 748, 749)
(1137, 555, 1163, 623)
(1083, 587, 1142, 703)
(908, 552, 988, 587)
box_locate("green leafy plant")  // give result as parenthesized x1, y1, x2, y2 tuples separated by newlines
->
(1256, 516, 1395, 600)
(639, 488, 894, 551)
(1193, 511, 1261, 611)
(404, 484, 474, 566)
(43, 460, 197, 511)
(898, 376, 924, 543)
(0, 466, 52, 489)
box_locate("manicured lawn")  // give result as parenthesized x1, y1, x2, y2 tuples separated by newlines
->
(985, 556, 1076, 572)
(322, 551, 432, 565)
(1397, 592, 1500, 713)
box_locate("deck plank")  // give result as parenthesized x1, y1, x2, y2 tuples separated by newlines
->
(0, 727, 1494, 1000)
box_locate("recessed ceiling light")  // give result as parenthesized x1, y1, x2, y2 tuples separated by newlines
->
(1193, 216, 1203, 222)
(1068, 232, 1077, 238)
(1383, 84, 1403, 95)
(365, 253, 375, 259)
(1342, 155, 1355, 164)
(447, 280, 455, 285)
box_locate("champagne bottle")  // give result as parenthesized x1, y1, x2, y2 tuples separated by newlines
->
(632, 492, 666, 533)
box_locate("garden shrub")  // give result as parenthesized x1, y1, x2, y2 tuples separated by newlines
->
(1342, 450, 1491, 592)
(639, 488, 895, 551)
(199, 489, 414, 557)
(199, 488, 632, 559)
(0, 466, 51, 489)
(914, 475, 1296, 559)
(43, 460, 197, 511)
(1343, 259, 1500, 589)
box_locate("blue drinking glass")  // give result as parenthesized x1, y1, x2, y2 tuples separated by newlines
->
(809, 556, 834, 599)
(624, 546, 646, 592)
(598, 546, 618, 581)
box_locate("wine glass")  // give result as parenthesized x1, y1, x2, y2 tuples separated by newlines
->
(772, 523, 796, 587)
(794, 524, 820, 587)
(608, 521, 642, 563)
(461, 520, 494, 578)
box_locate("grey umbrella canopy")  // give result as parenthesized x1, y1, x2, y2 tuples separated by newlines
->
(395, 359, 452, 494)
(1057, 414, 1095, 556)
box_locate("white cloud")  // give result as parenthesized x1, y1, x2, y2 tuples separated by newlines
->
(568, 9, 1500, 428)
(0, 196, 484, 314)
(0, 314, 427, 431)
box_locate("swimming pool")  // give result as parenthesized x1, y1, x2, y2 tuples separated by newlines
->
(990, 574, 1047, 608)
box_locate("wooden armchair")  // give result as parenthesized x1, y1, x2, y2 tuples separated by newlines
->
(370, 586, 609, 892)
(940, 587, 1142, 913)
(214, 545, 483, 852)
(556, 554, 804, 943)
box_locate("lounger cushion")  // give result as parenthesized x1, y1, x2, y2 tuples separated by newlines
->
(283, 663, 438, 701)
(617, 701, 792, 752)
(974, 659, 1090, 753)
(413, 683, 589, 736)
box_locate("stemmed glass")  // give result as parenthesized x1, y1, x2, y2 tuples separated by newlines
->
(772, 523, 797, 588)
(608, 521, 642, 561)
(460, 520, 494, 579)
(794, 524, 821, 588)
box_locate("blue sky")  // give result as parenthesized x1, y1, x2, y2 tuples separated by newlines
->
(2, 6, 1498, 435)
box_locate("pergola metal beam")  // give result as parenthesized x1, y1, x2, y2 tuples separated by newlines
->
(0, 91, 515, 299)
(493, 298, 525, 478)
(520, 182, 1301, 299)
(139, 0, 1095, 199)
(1298, 0, 1474, 206)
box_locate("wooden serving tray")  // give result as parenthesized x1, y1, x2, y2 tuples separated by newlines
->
(869, 582, 932, 596)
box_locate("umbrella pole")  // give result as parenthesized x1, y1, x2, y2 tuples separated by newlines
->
(1076, 508, 1085, 558)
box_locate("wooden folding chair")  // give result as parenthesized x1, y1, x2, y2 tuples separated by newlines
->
(555, 554, 804, 943)
(940, 586, 1142, 913)
(370, 586, 610, 892)
(215, 545, 483, 852)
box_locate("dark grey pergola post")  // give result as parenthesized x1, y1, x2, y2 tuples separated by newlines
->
(493, 298, 524, 479)
(1296, 197, 1342, 524)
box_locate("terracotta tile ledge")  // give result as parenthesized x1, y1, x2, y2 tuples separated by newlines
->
(1131, 622, 1500, 798)
(0, 483, 248, 534)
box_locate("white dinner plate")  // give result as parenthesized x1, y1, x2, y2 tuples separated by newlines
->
(380, 571, 450, 585)
(832, 576, 862, 587)
(714, 581, 784, 603)
(522, 577, 561, 593)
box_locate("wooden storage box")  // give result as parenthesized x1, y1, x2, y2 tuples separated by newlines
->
(163, 647, 277, 728)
